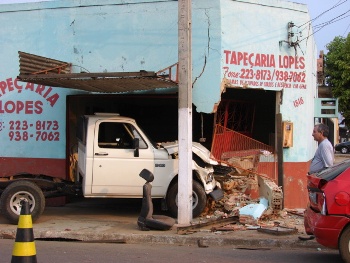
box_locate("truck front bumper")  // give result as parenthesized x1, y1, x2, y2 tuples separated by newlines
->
(209, 187, 224, 201)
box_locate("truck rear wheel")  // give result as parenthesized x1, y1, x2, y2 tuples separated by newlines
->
(0, 180, 45, 225)
(166, 180, 206, 218)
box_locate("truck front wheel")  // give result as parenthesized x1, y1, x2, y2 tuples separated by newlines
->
(0, 180, 45, 225)
(166, 180, 206, 218)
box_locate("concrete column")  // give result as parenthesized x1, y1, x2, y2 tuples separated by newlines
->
(177, 0, 192, 225)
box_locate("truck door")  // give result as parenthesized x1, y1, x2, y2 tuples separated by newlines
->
(92, 120, 154, 196)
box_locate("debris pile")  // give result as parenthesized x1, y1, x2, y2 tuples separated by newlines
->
(179, 208, 305, 235)
(210, 163, 282, 220)
(191, 150, 303, 235)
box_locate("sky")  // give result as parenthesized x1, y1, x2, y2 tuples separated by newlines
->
(0, 0, 349, 53)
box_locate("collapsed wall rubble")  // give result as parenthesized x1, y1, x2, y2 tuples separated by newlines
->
(202, 151, 284, 227)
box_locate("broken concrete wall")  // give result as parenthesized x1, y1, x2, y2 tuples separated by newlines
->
(212, 151, 283, 221)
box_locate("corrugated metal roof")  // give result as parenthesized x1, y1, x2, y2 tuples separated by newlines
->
(19, 51, 71, 75)
(17, 52, 178, 93)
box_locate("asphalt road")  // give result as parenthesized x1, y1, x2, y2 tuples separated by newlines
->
(0, 239, 342, 263)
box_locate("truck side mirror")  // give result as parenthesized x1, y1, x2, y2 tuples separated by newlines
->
(133, 138, 139, 157)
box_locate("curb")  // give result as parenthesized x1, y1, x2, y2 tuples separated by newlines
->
(0, 229, 321, 249)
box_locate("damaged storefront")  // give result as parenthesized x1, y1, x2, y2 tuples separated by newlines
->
(0, 0, 337, 216)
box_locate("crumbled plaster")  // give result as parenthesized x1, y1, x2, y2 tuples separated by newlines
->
(201, 153, 283, 225)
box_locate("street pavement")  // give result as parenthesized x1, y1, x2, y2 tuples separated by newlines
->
(0, 154, 348, 249)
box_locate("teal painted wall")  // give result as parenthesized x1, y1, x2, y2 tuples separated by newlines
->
(0, 0, 317, 162)
(219, 0, 317, 163)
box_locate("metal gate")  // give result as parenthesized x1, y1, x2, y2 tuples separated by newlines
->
(211, 124, 277, 181)
(211, 99, 277, 182)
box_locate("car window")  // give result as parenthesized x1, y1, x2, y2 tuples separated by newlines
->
(317, 159, 350, 181)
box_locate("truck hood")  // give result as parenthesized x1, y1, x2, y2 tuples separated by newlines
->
(160, 141, 218, 165)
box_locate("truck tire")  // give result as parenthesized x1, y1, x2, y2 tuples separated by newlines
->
(166, 180, 206, 218)
(339, 225, 350, 263)
(0, 180, 45, 225)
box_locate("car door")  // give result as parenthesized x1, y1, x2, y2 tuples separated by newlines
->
(91, 120, 154, 196)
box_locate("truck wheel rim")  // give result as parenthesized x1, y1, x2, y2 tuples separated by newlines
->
(176, 192, 199, 208)
(10, 191, 35, 215)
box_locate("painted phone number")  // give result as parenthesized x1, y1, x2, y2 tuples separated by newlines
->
(8, 131, 60, 141)
(223, 67, 306, 82)
(9, 120, 59, 131)
(8, 120, 60, 141)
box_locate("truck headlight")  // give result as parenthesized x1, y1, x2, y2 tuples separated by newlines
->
(206, 172, 214, 183)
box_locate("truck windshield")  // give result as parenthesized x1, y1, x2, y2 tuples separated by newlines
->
(135, 124, 159, 149)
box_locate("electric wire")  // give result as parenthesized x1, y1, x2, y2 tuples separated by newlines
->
(313, 10, 350, 29)
(299, 12, 350, 44)
(298, 0, 347, 28)
(297, 1, 350, 45)
(344, 22, 350, 36)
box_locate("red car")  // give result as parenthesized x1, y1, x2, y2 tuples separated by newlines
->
(304, 159, 350, 262)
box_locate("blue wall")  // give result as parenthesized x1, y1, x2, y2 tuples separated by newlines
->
(0, 0, 317, 162)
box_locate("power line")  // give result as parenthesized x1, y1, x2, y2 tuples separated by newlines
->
(313, 10, 350, 29)
(298, 0, 348, 28)
(344, 22, 350, 36)
(299, 12, 350, 43)
(299, 13, 350, 38)
(297, 2, 350, 45)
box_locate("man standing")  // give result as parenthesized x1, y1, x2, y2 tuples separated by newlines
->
(309, 123, 334, 174)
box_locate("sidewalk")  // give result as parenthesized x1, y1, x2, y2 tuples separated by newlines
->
(0, 198, 320, 249)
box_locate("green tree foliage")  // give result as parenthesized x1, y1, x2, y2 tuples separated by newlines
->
(325, 33, 350, 120)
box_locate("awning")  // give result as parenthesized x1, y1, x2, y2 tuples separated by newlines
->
(17, 51, 178, 93)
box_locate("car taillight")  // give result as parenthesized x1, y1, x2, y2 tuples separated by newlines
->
(309, 191, 327, 214)
(308, 176, 329, 214)
(319, 193, 327, 215)
(309, 192, 317, 204)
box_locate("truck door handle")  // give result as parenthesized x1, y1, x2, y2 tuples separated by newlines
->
(95, 152, 108, 156)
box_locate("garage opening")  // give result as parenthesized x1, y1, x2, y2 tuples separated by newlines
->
(212, 88, 278, 182)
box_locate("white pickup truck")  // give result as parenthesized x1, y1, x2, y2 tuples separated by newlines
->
(0, 113, 224, 224)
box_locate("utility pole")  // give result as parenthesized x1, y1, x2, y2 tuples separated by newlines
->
(177, 0, 192, 225)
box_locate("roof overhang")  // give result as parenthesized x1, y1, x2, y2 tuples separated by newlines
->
(17, 51, 178, 93)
